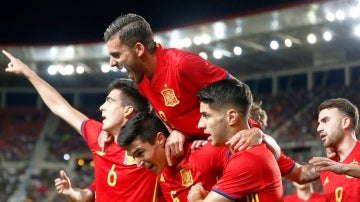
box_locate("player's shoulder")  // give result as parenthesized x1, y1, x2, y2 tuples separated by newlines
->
(193, 143, 228, 162)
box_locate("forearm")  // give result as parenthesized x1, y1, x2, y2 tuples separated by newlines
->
(263, 133, 281, 159)
(339, 164, 360, 178)
(285, 163, 319, 184)
(65, 188, 94, 202)
(24, 67, 87, 132)
(24, 68, 73, 115)
(299, 164, 320, 183)
(309, 156, 360, 178)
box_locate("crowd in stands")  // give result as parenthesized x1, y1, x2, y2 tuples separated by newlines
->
(0, 107, 46, 161)
(0, 166, 22, 201)
(45, 122, 90, 162)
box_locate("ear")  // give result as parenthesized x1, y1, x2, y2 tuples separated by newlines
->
(155, 132, 166, 146)
(135, 42, 145, 57)
(342, 116, 351, 129)
(227, 109, 239, 126)
(124, 106, 135, 119)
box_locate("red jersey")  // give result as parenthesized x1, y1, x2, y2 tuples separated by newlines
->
(159, 141, 228, 202)
(284, 192, 326, 202)
(212, 143, 283, 201)
(278, 152, 296, 175)
(137, 44, 228, 139)
(82, 119, 160, 202)
(320, 141, 360, 202)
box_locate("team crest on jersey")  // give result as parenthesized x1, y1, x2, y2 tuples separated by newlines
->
(180, 168, 193, 187)
(123, 151, 136, 165)
(161, 87, 179, 107)
(346, 159, 358, 178)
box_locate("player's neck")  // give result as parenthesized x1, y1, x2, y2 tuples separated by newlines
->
(336, 134, 357, 161)
(296, 188, 312, 200)
(143, 51, 156, 80)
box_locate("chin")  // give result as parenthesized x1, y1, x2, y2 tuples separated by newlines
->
(210, 141, 218, 146)
(154, 167, 162, 174)
(102, 126, 109, 131)
(155, 165, 166, 174)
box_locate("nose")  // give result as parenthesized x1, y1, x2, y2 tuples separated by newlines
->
(99, 103, 105, 112)
(136, 159, 145, 168)
(109, 57, 118, 68)
(197, 117, 205, 129)
(316, 123, 322, 133)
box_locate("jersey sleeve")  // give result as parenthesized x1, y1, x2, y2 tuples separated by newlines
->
(277, 152, 296, 176)
(80, 119, 102, 151)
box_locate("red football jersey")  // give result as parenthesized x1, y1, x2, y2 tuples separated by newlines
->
(137, 44, 228, 140)
(82, 119, 160, 202)
(212, 143, 283, 201)
(320, 141, 360, 202)
(159, 142, 228, 202)
(284, 192, 326, 202)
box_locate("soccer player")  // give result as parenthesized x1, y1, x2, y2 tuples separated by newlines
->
(117, 112, 228, 202)
(284, 182, 326, 202)
(308, 98, 360, 201)
(188, 78, 283, 201)
(103, 13, 279, 165)
(2, 50, 160, 202)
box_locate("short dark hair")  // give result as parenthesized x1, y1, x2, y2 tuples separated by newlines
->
(197, 78, 253, 117)
(104, 13, 156, 52)
(108, 78, 149, 113)
(318, 98, 359, 129)
(117, 112, 169, 150)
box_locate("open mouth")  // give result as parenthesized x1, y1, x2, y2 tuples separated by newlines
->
(319, 133, 326, 141)
(146, 163, 156, 173)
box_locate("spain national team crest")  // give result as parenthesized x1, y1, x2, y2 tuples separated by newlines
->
(161, 87, 179, 107)
(180, 168, 193, 187)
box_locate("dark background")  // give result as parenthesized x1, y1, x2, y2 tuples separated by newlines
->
(0, 0, 310, 44)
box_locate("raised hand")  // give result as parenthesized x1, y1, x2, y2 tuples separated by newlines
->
(98, 130, 114, 153)
(187, 182, 208, 201)
(226, 127, 263, 151)
(2, 50, 32, 75)
(165, 129, 185, 166)
(54, 170, 72, 196)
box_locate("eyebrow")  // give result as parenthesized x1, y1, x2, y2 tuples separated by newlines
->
(106, 96, 115, 102)
(319, 116, 329, 122)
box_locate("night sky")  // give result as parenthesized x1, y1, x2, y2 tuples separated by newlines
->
(0, 0, 313, 45)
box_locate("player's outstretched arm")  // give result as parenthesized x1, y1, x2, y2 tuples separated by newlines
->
(2, 50, 87, 134)
(54, 170, 94, 202)
(284, 162, 320, 184)
(309, 156, 360, 178)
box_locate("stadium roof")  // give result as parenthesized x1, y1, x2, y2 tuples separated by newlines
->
(1, 0, 359, 89)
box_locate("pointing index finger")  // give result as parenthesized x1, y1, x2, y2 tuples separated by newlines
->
(2, 50, 15, 61)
